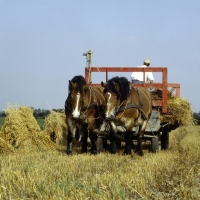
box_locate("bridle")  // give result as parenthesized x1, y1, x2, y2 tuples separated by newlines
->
(66, 85, 105, 121)
(105, 85, 147, 121)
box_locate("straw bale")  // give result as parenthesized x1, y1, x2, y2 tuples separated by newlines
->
(0, 104, 56, 150)
(0, 105, 29, 145)
(44, 110, 68, 145)
(151, 89, 175, 100)
(16, 132, 56, 151)
(0, 137, 14, 154)
(151, 90, 192, 126)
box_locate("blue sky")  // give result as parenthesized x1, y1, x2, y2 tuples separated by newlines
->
(0, 0, 200, 112)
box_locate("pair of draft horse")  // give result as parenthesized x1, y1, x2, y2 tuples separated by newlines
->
(65, 75, 152, 156)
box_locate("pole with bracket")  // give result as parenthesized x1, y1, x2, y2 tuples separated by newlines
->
(83, 50, 93, 84)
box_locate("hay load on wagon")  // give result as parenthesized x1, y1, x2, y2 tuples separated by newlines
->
(0, 105, 56, 151)
(151, 89, 193, 127)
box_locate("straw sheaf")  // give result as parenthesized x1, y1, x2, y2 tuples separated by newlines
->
(0, 137, 15, 154)
(0, 106, 30, 146)
(44, 110, 68, 145)
(15, 132, 56, 151)
(151, 89, 193, 126)
(0, 105, 56, 151)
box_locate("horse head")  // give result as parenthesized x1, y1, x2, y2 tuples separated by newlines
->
(69, 81, 93, 119)
(101, 76, 130, 121)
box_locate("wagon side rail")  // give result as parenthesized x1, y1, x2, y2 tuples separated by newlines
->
(85, 67, 180, 114)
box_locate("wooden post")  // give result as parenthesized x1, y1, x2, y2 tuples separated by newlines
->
(83, 50, 93, 84)
(162, 68, 168, 113)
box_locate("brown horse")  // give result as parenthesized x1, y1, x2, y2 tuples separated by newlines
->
(65, 75, 106, 154)
(101, 76, 152, 156)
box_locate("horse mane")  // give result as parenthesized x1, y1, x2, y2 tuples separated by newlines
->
(71, 75, 86, 85)
(118, 77, 130, 100)
(69, 75, 86, 92)
(105, 76, 130, 101)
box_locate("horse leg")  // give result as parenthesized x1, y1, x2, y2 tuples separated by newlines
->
(66, 130, 73, 155)
(103, 138, 108, 150)
(81, 125, 88, 153)
(109, 131, 124, 153)
(109, 130, 117, 154)
(133, 123, 145, 156)
(124, 131, 134, 155)
(134, 134, 144, 156)
(75, 126, 81, 141)
(81, 132, 88, 153)
(116, 141, 121, 149)
(89, 132, 98, 155)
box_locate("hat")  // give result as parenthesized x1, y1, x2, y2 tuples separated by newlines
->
(143, 59, 150, 64)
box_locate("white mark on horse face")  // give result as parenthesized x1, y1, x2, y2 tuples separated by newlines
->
(72, 92, 80, 118)
(105, 92, 115, 118)
(106, 92, 111, 107)
(108, 92, 111, 101)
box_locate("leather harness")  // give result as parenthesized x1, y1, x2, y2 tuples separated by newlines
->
(115, 87, 147, 120)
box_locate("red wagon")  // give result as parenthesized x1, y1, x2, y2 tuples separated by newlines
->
(84, 65, 180, 152)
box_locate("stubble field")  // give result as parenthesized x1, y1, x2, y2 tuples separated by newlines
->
(0, 125, 200, 200)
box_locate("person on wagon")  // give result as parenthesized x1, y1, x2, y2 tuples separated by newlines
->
(131, 59, 154, 84)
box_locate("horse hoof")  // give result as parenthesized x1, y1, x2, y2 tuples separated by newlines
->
(66, 150, 72, 155)
(138, 152, 144, 156)
(110, 149, 117, 154)
(124, 151, 131, 155)
(81, 149, 87, 153)
(91, 150, 98, 155)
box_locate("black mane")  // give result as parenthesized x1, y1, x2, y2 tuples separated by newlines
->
(104, 76, 130, 101)
(69, 75, 86, 92)
(71, 75, 86, 85)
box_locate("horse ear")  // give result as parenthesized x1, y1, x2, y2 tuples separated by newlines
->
(101, 81, 106, 87)
(69, 81, 76, 90)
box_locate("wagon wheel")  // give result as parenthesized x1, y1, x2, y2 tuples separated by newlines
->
(150, 134, 160, 153)
(161, 129, 169, 150)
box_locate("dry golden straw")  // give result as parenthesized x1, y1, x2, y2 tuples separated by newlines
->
(0, 104, 56, 151)
(151, 89, 193, 126)
(44, 110, 68, 145)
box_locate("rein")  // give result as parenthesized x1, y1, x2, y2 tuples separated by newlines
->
(80, 86, 105, 120)
(81, 86, 92, 116)
(115, 100, 126, 119)
(115, 102, 147, 120)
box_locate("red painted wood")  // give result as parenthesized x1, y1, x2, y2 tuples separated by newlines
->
(176, 87, 180, 97)
(86, 67, 181, 114)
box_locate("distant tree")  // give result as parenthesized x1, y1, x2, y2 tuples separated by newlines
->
(33, 109, 50, 119)
(0, 111, 6, 117)
(52, 108, 64, 113)
(193, 112, 200, 125)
